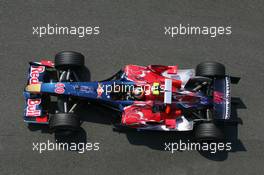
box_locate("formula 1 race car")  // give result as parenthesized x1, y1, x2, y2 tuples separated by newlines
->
(24, 51, 233, 141)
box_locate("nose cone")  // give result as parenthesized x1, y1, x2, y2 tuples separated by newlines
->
(25, 84, 41, 93)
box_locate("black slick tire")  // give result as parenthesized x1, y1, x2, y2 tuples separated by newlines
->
(196, 62, 225, 77)
(49, 113, 80, 131)
(55, 51, 84, 70)
(195, 122, 224, 142)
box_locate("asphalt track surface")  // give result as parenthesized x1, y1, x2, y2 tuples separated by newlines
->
(1, 1, 264, 175)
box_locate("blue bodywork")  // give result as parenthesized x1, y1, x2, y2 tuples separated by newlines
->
(41, 80, 136, 109)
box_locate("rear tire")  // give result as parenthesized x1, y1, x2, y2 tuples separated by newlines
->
(49, 113, 80, 132)
(55, 51, 84, 70)
(196, 62, 225, 77)
(195, 122, 224, 142)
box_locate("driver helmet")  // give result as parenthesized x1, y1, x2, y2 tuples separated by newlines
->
(132, 87, 145, 99)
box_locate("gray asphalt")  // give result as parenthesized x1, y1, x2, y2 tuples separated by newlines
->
(1, 1, 264, 175)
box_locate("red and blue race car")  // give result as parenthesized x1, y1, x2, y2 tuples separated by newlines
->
(24, 51, 233, 141)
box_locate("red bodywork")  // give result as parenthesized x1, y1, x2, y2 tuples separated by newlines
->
(121, 65, 183, 129)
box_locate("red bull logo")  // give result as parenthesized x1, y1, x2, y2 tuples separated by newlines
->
(97, 83, 104, 98)
(26, 99, 41, 116)
(214, 91, 224, 104)
(29, 66, 45, 84)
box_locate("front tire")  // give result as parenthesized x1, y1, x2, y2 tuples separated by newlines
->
(55, 51, 84, 70)
(49, 113, 80, 133)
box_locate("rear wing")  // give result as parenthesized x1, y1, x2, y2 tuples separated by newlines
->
(213, 76, 231, 120)
(23, 61, 54, 124)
